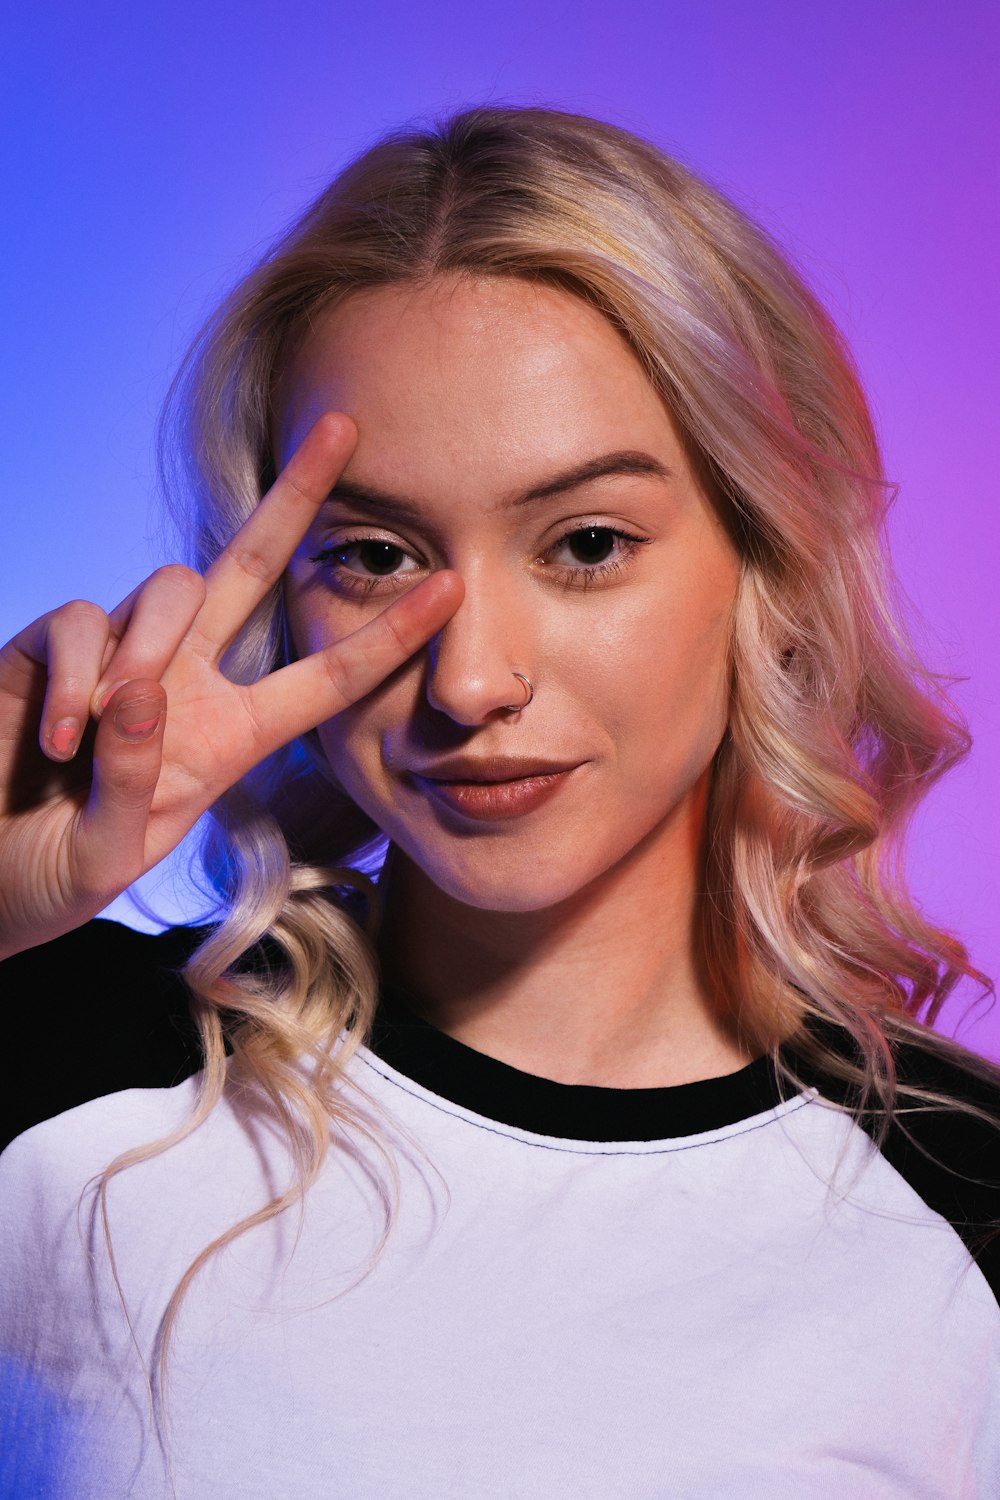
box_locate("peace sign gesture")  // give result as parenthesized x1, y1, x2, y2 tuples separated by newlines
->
(0, 414, 463, 960)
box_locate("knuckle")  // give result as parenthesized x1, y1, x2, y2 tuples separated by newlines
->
(322, 650, 353, 704)
(108, 761, 158, 805)
(230, 541, 277, 586)
(57, 599, 108, 631)
(54, 669, 99, 702)
(381, 610, 410, 654)
(151, 562, 205, 598)
(280, 470, 313, 506)
(182, 619, 217, 662)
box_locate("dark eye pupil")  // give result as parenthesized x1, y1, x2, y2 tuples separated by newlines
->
(569, 527, 614, 564)
(353, 541, 403, 575)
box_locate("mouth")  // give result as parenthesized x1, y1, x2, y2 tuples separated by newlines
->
(407, 762, 582, 821)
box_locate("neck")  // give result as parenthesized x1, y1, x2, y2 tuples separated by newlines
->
(376, 773, 756, 1088)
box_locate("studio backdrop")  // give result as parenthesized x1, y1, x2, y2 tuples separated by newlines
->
(3, 0, 997, 1055)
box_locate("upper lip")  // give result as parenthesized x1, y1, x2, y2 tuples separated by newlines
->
(406, 756, 581, 783)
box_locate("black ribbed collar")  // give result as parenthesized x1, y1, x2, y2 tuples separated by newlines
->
(367, 985, 809, 1142)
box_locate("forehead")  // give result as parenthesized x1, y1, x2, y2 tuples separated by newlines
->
(273, 275, 686, 489)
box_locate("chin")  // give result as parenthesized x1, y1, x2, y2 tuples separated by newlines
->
(393, 837, 603, 914)
(444, 879, 581, 915)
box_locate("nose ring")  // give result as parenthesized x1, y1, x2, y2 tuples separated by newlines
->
(503, 672, 534, 712)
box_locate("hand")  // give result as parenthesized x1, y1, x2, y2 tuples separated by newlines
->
(0, 413, 463, 959)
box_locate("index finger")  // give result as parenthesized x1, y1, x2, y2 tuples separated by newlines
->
(193, 413, 356, 660)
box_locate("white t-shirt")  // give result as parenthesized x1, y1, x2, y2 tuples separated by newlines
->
(1, 992, 999, 1498)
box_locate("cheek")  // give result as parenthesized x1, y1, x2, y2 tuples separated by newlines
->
(284, 577, 356, 659)
(610, 578, 735, 772)
(314, 676, 402, 776)
(592, 571, 734, 694)
(310, 655, 431, 832)
(312, 712, 385, 825)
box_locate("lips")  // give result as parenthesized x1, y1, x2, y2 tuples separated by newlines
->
(406, 758, 582, 821)
(408, 756, 579, 784)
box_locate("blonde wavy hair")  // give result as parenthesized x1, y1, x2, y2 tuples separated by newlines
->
(103, 104, 997, 1391)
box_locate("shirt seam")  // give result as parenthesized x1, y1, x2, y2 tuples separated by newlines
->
(355, 1046, 818, 1156)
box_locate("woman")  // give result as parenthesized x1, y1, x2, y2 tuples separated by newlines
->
(1, 106, 998, 1498)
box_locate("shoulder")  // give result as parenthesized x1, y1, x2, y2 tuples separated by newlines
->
(0, 1077, 205, 1306)
(872, 1030, 1000, 1211)
(884, 1033, 1000, 1257)
(0, 918, 209, 1149)
(796, 1017, 1000, 1302)
(0, 1074, 203, 1198)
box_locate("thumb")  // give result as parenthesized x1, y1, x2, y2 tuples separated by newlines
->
(75, 681, 167, 902)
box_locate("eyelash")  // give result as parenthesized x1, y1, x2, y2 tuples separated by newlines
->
(308, 525, 651, 597)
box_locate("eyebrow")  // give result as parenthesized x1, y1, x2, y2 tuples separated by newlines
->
(322, 450, 673, 519)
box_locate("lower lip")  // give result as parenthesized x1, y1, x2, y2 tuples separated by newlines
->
(412, 768, 578, 821)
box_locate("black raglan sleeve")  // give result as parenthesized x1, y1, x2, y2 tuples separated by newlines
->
(0, 919, 208, 1151)
(787, 1016, 1000, 1308)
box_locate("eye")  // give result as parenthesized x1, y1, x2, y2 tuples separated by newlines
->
(339, 540, 410, 576)
(308, 535, 422, 594)
(544, 524, 650, 587)
(560, 527, 620, 564)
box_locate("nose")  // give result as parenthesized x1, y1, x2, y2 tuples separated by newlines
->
(424, 573, 534, 726)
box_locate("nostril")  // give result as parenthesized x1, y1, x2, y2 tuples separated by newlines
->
(425, 660, 535, 727)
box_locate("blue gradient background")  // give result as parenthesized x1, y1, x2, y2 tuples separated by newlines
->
(3, 2, 997, 1056)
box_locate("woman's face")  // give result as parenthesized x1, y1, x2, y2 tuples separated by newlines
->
(279, 275, 742, 912)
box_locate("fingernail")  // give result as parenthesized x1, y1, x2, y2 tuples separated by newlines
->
(99, 680, 129, 711)
(49, 718, 80, 758)
(114, 701, 162, 740)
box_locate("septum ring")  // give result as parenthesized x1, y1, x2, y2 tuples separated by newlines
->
(502, 672, 534, 712)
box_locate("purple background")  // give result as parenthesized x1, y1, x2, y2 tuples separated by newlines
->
(3, 2, 997, 1057)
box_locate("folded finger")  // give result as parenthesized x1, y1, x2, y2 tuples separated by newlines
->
(93, 565, 206, 716)
(194, 413, 357, 661)
(35, 601, 112, 760)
